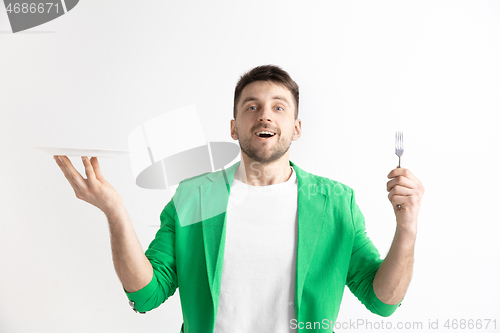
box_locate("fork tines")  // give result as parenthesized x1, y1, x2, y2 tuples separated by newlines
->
(395, 131, 404, 167)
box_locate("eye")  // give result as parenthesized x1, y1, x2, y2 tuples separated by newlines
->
(275, 106, 284, 111)
(247, 106, 257, 110)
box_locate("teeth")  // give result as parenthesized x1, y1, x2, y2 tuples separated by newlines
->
(256, 131, 275, 135)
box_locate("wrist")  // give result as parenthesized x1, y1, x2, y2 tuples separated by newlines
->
(395, 223, 417, 239)
(103, 201, 126, 219)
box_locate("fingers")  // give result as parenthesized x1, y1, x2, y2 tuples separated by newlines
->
(82, 156, 98, 187)
(53, 155, 86, 194)
(387, 171, 425, 214)
(386, 175, 416, 192)
(387, 184, 413, 198)
(387, 167, 419, 182)
(89, 157, 104, 180)
(387, 183, 413, 208)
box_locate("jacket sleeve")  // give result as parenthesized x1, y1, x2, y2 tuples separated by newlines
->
(123, 197, 179, 313)
(345, 189, 402, 317)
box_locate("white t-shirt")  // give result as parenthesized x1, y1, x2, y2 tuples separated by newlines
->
(214, 166, 298, 333)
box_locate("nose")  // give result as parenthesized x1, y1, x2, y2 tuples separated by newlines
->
(258, 105, 273, 122)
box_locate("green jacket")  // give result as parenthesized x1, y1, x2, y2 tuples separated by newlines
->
(125, 160, 401, 332)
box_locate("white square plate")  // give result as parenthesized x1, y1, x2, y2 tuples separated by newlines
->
(34, 147, 132, 158)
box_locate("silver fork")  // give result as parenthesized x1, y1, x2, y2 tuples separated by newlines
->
(395, 131, 404, 210)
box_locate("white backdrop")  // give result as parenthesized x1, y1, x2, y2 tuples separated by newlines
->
(1, 1, 499, 332)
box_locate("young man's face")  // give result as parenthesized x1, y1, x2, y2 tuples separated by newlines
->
(231, 80, 301, 164)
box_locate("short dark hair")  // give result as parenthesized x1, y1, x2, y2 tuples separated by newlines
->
(233, 65, 299, 119)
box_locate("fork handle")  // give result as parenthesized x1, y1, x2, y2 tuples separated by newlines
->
(397, 163, 402, 210)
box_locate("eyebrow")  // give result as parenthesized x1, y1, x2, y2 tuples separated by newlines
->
(240, 96, 290, 106)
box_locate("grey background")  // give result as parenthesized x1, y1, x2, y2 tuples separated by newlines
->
(1, 1, 499, 332)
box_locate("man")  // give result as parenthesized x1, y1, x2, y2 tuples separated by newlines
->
(54, 65, 425, 333)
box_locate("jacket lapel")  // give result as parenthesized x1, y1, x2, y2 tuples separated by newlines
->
(200, 161, 240, 314)
(291, 161, 327, 311)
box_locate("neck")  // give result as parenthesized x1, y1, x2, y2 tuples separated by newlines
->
(235, 153, 292, 186)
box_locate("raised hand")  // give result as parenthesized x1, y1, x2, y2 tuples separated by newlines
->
(53, 155, 123, 215)
(386, 167, 425, 232)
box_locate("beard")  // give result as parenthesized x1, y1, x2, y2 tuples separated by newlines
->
(237, 128, 294, 164)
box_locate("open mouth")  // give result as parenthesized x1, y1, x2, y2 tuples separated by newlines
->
(255, 130, 276, 139)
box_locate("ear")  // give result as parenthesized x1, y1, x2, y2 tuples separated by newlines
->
(292, 118, 302, 141)
(230, 119, 238, 140)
